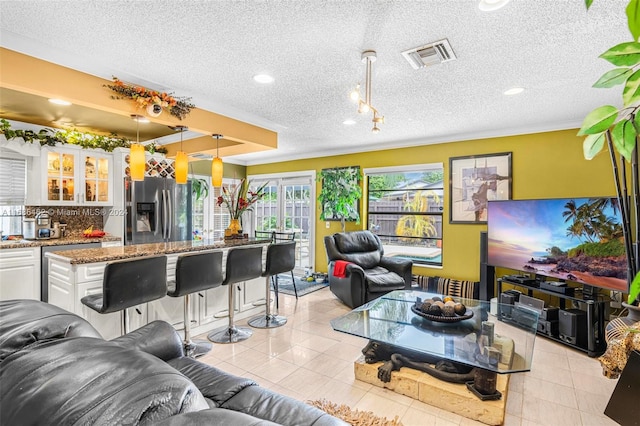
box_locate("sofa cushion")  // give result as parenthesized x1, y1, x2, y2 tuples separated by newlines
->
(0, 337, 209, 425)
(154, 408, 280, 425)
(0, 299, 102, 362)
(168, 356, 257, 407)
(334, 231, 380, 253)
(365, 266, 405, 292)
(339, 251, 381, 269)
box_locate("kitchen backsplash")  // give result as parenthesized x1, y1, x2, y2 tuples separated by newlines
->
(25, 206, 105, 236)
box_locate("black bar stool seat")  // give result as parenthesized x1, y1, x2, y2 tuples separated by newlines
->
(81, 255, 167, 336)
(167, 251, 223, 357)
(249, 241, 296, 329)
(208, 246, 263, 344)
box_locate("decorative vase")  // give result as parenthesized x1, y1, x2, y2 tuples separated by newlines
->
(605, 302, 640, 343)
(224, 219, 242, 238)
(623, 302, 640, 323)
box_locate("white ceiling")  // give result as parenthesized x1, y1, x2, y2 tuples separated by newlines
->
(0, 0, 631, 165)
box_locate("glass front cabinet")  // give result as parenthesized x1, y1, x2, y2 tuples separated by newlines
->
(41, 146, 113, 206)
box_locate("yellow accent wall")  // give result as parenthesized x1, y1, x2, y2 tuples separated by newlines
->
(190, 160, 246, 180)
(248, 129, 623, 281)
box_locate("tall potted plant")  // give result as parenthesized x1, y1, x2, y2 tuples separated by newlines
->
(317, 167, 362, 232)
(579, 0, 640, 307)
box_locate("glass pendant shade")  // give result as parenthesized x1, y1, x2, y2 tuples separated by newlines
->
(175, 151, 188, 184)
(211, 157, 223, 187)
(130, 144, 146, 181)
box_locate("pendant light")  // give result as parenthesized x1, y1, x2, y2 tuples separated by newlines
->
(129, 114, 146, 181)
(174, 125, 188, 184)
(211, 134, 224, 187)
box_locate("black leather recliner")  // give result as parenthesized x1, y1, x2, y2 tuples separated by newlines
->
(324, 231, 413, 308)
(0, 299, 346, 426)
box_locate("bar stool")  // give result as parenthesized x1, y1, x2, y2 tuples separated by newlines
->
(81, 255, 167, 336)
(167, 251, 223, 357)
(248, 241, 296, 329)
(273, 232, 298, 299)
(208, 246, 263, 343)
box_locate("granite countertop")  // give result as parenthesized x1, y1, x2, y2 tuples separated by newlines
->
(0, 235, 121, 249)
(45, 238, 271, 265)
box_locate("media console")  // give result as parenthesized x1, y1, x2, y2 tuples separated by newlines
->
(497, 277, 607, 357)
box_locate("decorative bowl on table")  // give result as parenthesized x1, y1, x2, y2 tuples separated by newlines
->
(411, 296, 474, 323)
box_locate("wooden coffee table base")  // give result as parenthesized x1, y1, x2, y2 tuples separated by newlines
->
(354, 356, 509, 426)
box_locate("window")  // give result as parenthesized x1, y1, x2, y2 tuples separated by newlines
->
(0, 156, 26, 236)
(365, 163, 444, 266)
(191, 176, 239, 240)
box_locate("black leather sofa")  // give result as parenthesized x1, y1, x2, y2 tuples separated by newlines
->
(324, 231, 413, 308)
(0, 299, 347, 426)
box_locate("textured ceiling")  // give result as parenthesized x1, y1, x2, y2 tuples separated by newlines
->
(0, 0, 631, 165)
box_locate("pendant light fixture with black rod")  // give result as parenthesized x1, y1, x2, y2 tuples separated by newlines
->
(129, 114, 147, 181)
(173, 125, 188, 184)
(211, 134, 224, 187)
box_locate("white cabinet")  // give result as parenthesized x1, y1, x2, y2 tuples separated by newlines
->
(239, 277, 267, 311)
(199, 286, 229, 326)
(33, 145, 113, 206)
(101, 240, 122, 248)
(0, 247, 40, 301)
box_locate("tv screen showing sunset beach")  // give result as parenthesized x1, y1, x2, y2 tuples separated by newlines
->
(487, 197, 628, 292)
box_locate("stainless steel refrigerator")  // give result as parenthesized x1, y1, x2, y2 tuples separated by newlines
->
(125, 177, 192, 245)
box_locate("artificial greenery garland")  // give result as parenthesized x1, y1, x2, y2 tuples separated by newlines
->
(0, 118, 167, 154)
(104, 77, 195, 120)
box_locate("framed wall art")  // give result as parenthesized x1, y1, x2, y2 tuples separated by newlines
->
(449, 152, 512, 224)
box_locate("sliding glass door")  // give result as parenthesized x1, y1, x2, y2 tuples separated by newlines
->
(251, 172, 315, 275)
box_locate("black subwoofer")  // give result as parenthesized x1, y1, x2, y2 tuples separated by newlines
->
(559, 309, 587, 348)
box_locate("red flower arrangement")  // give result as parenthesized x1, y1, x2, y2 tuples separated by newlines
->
(104, 77, 195, 120)
(217, 179, 269, 220)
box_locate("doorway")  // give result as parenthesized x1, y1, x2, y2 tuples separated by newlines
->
(250, 171, 315, 275)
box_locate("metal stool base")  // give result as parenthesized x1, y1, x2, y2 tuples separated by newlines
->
(208, 326, 253, 344)
(248, 314, 287, 329)
(185, 339, 213, 358)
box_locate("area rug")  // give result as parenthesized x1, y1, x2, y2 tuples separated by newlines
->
(308, 399, 403, 426)
(273, 274, 328, 297)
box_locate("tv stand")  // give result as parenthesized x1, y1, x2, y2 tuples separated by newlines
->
(497, 276, 607, 357)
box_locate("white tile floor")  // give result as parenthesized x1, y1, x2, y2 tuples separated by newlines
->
(195, 287, 620, 426)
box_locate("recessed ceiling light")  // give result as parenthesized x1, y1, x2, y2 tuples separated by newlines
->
(478, 0, 511, 12)
(48, 98, 72, 106)
(504, 87, 525, 96)
(253, 74, 274, 84)
(343, 119, 356, 125)
(130, 114, 150, 123)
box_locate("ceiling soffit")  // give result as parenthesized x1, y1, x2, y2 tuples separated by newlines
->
(0, 48, 277, 157)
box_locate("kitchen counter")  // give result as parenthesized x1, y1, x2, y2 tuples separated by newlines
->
(46, 238, 271, 264)
(45, 237, 272, 340)
(0, 235, 121, 249)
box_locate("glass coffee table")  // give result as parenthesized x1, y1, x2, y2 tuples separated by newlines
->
(331, 290, 538, 400)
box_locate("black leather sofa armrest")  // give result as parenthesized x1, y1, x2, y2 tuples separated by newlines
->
(379, 256, 413, 287)
(167, 356, 257, 407)
(110, 320, 184, 361)
(328, 261, 367, 309)
(155, 408, 281, 425)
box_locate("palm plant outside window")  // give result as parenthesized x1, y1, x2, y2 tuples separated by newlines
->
(367, 165, 444, 266)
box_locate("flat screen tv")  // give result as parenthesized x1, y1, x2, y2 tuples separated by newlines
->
(487, 197, 628, 292)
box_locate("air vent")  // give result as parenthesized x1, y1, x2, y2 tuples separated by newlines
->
(190, 153, 213, 160)
(401, 39, 456, 70)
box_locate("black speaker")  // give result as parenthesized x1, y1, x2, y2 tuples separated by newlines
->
(479, 231, 495, 301)
(559, 309, 587, 348)
(499, 290, 520, 319)
(537, 319, 559, 337)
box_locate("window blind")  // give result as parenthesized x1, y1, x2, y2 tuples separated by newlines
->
(0, 157, 26, 205)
